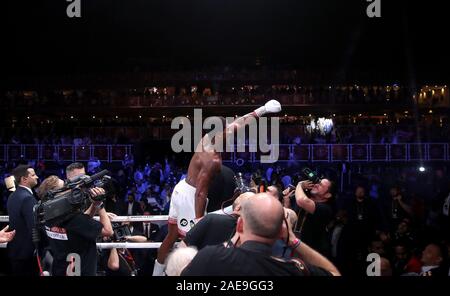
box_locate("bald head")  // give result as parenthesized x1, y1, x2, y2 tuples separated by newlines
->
(421, 243, 444, 266)
(240, 193, 285, 240)
(233, 191, 256, 212)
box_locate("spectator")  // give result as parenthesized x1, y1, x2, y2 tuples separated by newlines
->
(6, 165, 39, 276)
(419, 243, 447, 276)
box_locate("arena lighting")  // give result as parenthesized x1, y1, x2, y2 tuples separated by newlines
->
(307, 117, 334, 135)
(419, 166, 426, 172)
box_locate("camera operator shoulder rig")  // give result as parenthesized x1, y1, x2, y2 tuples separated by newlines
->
(34, 170, 113, 227)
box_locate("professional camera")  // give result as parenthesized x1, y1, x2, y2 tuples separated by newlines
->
(300, 167, 322, 184)
(34, 170, 113, 226)
(288, 167, 322, 192)
(112, 222, 132, 242)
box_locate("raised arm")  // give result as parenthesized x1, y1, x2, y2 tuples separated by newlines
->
(295, 181, 316, 214)
(212, 100, 282, 147)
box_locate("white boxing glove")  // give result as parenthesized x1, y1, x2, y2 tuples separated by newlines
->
(152, 259, 166, 276)
(253, 99, 282, 117)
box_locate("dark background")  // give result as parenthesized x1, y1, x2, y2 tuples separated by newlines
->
(3, 0, 449, 83)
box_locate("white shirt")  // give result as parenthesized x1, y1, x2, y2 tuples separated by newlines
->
(420, 265, 439, 276)
(143, 223, 151, 238)
(18, 185, 33, 195)
(127, 203, 133, 216)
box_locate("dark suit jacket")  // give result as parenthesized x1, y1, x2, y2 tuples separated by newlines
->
(119, 201, 144, 233)
(120, 201, 143, 216)
(6, 186, 37, 259)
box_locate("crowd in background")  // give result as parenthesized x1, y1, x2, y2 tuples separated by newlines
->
(1, 118, 449, 146)
(4, 84, 443, 109)
(1, 153, 449, 276)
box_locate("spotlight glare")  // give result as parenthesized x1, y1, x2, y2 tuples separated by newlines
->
(419, 166, 425, 172)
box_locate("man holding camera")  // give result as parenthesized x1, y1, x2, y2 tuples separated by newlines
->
(66, 162, 86, 181)
(38, 175, 114, 276)
(289, 177, 335, 257)
(181, 193, 339, 276)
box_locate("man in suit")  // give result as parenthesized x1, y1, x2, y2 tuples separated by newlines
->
(121, 193, 143, 216)
(7, 165, 39, 275)
(120, 193, 144, 233)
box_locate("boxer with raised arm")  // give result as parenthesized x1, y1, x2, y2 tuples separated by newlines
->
(153, 100, 281, 275)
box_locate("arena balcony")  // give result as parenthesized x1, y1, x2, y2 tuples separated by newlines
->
(0, 143, 448, 164)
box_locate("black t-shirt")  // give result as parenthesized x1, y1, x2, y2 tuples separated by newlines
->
(181, 241, 331, 276)
(296, 202, 333, 256)
(45, 213, 102, 276)
(206, 165, 236, 212)
(346, 199, 378, 245)
(184, 214, 237, 250)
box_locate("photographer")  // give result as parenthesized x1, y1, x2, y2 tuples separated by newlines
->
(289, 177, 335, 257)
(37, 175, 113, 276)
(181, 193, 339, 276)
(99, 224, 146, 276)
(66, 162, 86, 181)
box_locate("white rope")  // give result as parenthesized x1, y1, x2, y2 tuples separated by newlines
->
(96, 242, 162, 249)
(94, 215, 169, 222)
(0, 242, 165, 249)
(0, 215, 169, 223)
(0, 215, 169, 249)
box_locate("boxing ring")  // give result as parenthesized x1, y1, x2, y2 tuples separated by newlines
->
(0, 215, 169, 249)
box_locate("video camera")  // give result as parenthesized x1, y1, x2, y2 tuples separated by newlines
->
(289, 167, 322, 191)
(34, 170, 113, 226)
(300, 167, 322, 184)
(112, 222, 132, 242)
